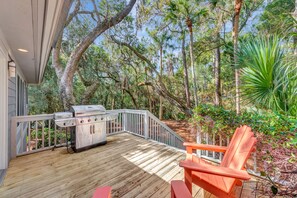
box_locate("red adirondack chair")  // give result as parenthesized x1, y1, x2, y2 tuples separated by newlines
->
(93, 186, 112, 198)
(179, 125, 256, 198)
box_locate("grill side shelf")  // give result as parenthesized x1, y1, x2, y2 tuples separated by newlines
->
(55, 118, 76, 127)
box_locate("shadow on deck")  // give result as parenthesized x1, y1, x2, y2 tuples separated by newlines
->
(0, 133, 257, 198)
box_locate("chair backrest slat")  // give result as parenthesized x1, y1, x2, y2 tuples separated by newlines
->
(221, 125, 256, 170)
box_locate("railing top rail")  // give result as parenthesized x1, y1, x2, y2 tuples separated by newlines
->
(12, 114, 54, 122)
(146, 111, 184, 142)
(106, 109, 125, 113)
(119, 109, 146, 114)
(106, 109, 184, 142)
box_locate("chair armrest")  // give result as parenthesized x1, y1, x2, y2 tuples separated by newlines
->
(183, 142, 228, 154)
(179, 160, 251, 180)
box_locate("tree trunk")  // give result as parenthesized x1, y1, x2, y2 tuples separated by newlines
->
(52, 0, 136, 110)
(121, 88, 124, 109)
(111, 97, 115, 110)
(104, 93, 109, 108)
(167, 58, 174, 76)
(233, 0, 243, 114)
(187, 17, 198, 107)
(149, 98, 153, 112)
(182, 31, 191, 108)
(159, 46, 163, 120)
(214, 12, 223, 106)
(214, 37, 221, 106)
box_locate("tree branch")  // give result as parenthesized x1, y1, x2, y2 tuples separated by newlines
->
(77, 11, 98, 22)
(81, 81, 100, 104)
(61, 0, 137, 88)
(65, 0, 81, 27)
(91, 0, 101, 22)
(77, 69, 93, 86)
(123, 88, 138, 108)
(138, 81, 192, 116)
(110, 35, 160, 78)
(111, 34, 192, 115)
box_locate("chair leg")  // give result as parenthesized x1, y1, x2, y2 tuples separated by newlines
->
(171, 184, 175, 198)
(184, 168, 192, 195)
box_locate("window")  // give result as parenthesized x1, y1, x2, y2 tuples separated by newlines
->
(17, 76, 27, 116)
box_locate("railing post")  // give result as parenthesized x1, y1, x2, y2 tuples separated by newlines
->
(196, 125, 201, 157)
(11, 117, 17, 159)
(253, 152, 257, 173)
(144, 111, 149, 139)
(123, 111, 127, 132)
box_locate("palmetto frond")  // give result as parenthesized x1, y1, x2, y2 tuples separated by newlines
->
(238, 36, 297, 115)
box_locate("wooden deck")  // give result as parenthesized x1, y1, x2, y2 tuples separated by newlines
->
(0, 133, 257, 198)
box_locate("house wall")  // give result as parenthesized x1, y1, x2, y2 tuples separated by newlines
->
(0, 29, 28, 170)
(0, 0, 69, 171)
(0, 34, 9, 169)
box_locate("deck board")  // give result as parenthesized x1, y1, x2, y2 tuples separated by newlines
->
(0, 133, 256, 198)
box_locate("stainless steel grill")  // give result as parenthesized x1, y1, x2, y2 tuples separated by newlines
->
(54, 105, 117, 152)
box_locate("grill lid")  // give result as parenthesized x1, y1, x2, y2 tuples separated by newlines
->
(70, 105, 106, 117)
(54, 105, 117, 128)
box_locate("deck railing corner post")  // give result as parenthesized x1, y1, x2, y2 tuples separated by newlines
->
(11, 116, 17, 159)
(123, 111, 127, 132)
(144, 111, 149, 139)
(196, 126, 202, 157)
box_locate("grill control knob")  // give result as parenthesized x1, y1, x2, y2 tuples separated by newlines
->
(95, 118, 97, 121)
(88, 119, 91, 122)
(101, 117, 104, 121)
(80, 120, 84, 123)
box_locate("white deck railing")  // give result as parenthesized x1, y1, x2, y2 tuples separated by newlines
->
(11, 109, 184, 157)
(10, 109, 260, 176)
(11, 114, 67, 157)
(197, 130, 258, 175)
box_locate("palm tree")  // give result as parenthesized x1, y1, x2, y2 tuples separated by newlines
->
(233, 0, 243, 114)
(166, 0, 208, 107)
(238, 36, 297, 115)
(147, 30, 171, 120)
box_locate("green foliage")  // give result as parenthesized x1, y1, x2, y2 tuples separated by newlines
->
(165, 0, 208, 24)
(257, 0, 295, 37)
(191, 104, 297, 140)
(28, 0, 296, 122)
(237, 36, 297, 116)
(28, 59, 63, 114)
(30, 127, 68, 149)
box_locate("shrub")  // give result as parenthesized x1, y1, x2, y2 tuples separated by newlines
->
(190, 104, 297, 196)
(191, 104, 297, 140)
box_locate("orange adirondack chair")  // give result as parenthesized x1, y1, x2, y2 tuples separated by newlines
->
(179, 125, 256, 198)
(93, 186, 112, 198)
